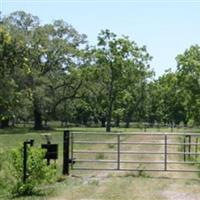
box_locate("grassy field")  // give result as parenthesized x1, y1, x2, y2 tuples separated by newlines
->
(1, 127, 200, 200)
(6, 171, 200, 200)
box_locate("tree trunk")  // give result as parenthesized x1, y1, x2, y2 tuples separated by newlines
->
(106, 119, 111, 132)
(106, 67, 114, 133)
(115, 116, 120, 127)
(93, 117, 98, 124)
(106, 100, 113, 132)
(44, 119, 48, 127)
(125, 106, 136, 128)
(34, 108, 42, 130)
(11, 119, 15, 127)
(33, 99, 43, 130)
(23, 120, 26, 127)
(125, 114, 131, 128)
(100, 117, 106, 127)
(64, 121, 68, 127)
(0, 118, 9, 128)
(83, 118, 88, 126)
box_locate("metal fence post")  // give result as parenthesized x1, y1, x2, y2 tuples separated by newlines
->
(23, 139, 34, 183)
(195, 137, 199, 160)
(117, 134, 120, 170)
(164, 134, 167, 171)
(184, 136, 186, 162)
(23, 141, 27, 183)
(188, 135, 191, 159)
(63, 130, 70, 175)
(71, 132, 74, 170)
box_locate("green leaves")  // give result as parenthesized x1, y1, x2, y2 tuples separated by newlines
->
(5, 10, 200, 128)
(1, 11, 88, 129)
(0, 25, 30, 125)
(88, 29, 153, 130)
(176, 45, 200, 124)
(10, 146, 56, 195)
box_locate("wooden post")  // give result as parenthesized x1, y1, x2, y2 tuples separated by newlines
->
(63, 130, 70, 175)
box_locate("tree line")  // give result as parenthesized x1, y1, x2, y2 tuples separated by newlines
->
(1, 11, 200, 131)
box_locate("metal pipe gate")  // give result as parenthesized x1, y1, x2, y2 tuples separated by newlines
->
(64, 131, 200, 174)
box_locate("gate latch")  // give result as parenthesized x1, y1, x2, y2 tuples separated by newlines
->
(69, 158, 76, 164)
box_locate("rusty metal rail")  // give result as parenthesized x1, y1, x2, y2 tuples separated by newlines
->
(70, 132, 200, 172)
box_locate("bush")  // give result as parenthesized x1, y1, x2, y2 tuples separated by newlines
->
(0, 149, 6, 191)
(9, 146, 56, 195)
(0, 148, 4, 171)
(0, 149, 15, 196)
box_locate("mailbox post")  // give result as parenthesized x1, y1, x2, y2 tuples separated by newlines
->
(46, 136, 51, 165)
(23, 139, 34, 183)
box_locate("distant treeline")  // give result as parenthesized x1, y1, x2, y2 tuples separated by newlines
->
(1, 11, 200, 131)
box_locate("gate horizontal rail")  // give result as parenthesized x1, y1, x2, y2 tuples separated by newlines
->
(73, 150, 200, 155)
(72, 132, 200, 136)
(72, 168, 200, 172)
(74, 159, 200, 165)
(69, 131, 200, 173)
(74, 141, 199, 145)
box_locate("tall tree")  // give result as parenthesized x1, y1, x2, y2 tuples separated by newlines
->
(147, 70, 186, 125)
(4, 11, 87, 129)
(93, 30, 152, 131)
(0, 24, 29, 128)
(176, 45, 200, 125)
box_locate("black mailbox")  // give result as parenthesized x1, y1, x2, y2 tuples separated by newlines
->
(41, 144, 58, 160)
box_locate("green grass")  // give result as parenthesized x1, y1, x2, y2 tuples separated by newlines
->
(6, 175, 200, 200)
(0, 126, 200, 172)
(1, 126, 200, 199)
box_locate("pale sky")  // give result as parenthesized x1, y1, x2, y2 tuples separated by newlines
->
(2, 0, 200, 77)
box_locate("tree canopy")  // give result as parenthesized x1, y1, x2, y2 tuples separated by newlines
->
(1, 11, 200, 130)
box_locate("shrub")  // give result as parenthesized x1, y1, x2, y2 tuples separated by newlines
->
(0, 149, 6, 191)
(9, 146, 56, 196)
(0, 149, 15, 195)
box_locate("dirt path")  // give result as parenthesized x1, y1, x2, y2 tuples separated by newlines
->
(49, 132, 200, 200)
(118, 133, 198, 177)
(119, 133, 200, 200)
